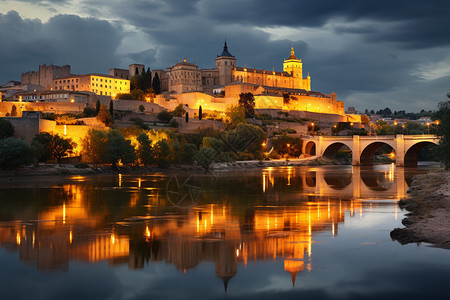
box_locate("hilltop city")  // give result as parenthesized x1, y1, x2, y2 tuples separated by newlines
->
(0, 42, 440, 166)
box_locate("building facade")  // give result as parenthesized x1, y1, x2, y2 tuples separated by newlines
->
(154, 42, 312, 95)
(53, 74, 130, 97)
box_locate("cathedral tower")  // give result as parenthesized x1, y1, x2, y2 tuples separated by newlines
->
(215, 41, 236, 86)
(283, 45, 303, 79)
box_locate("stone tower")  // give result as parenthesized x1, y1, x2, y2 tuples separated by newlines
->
(215, 41, 236, 86)
(283, 45, 303, 79)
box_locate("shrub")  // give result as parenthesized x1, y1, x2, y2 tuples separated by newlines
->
(0, 119, 14, 139)
(157, 110, 173, 123)
(0, 137, 34, 168)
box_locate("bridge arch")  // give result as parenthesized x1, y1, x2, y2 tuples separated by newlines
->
(323, 142, 352, 159)
(304, 141, 316, 157)
(360, 142, 395, 166)
(404, 141, 439, 167)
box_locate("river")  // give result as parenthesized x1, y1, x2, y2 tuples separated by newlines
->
(0, 164, 449, 299)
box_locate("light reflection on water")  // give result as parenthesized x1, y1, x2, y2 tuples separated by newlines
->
(0, 164, 449, 299)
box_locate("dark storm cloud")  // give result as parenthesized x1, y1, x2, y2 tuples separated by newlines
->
(0, 10, 124, 83)
(1, 0, 449, 111)
(201, 0, 450, 49)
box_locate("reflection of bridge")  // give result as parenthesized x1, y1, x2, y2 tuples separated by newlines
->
(302, 135, 439, 166)
(263, 165, 415, 201)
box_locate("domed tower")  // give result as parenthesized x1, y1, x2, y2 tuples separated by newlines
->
(215, 41, 236, 86)
(283, 45, 303, 80)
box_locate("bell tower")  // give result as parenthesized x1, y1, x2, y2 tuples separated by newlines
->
(215, 41, 236, 86)
(283, 45, 303, 80)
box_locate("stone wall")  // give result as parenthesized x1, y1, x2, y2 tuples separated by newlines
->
(0, 102, 87, 116)
(113, 100, 165, 113)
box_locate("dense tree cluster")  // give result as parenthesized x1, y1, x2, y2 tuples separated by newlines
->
(433, 100, 450, 169)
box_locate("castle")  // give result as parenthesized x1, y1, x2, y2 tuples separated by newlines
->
(154, 42, 312, 94)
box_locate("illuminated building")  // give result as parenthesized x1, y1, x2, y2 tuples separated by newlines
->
(52, 74, 130, 97)
(153, 42, 344, 115)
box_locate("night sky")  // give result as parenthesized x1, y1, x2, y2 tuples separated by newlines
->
(1, 0, 449, 112)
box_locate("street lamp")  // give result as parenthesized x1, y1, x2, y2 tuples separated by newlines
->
(350, 122, 354, 135)
(427, 122, 430, 134)
(311, 122, 314, 135)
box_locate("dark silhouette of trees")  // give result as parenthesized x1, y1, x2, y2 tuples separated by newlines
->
(152, 73, 161, 95)
(238, 93, 255, 118)
(199, 105, 203, 120)
(0, 119, 14, 139)
(433, 99, 450, 169)
(31, 132, 76, 163)
(0, 137, 34, 168)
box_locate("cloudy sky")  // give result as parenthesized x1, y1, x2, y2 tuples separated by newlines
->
(1, 0, 449, 111)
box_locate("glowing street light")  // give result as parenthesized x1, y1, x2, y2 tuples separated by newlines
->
(311, 122, 315, 134)
(427, 122, 430, 134)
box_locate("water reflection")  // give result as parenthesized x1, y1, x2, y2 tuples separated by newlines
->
(0, 165, 426, 287)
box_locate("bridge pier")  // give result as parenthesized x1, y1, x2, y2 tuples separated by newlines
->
(395, 135, 405, 167)
(352, 135, 361, 166)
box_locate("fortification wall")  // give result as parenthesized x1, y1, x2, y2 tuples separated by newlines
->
(0, 102, 86, 116)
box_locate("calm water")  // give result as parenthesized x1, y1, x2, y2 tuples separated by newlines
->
(0, 164, 449, 300)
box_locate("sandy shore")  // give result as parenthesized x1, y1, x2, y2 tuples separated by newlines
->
(391, 170, 450, 250)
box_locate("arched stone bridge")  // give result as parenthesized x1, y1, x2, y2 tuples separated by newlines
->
(302, 135, 439, 167)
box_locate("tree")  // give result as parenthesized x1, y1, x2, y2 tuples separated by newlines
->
(225, 105, 247, 129)
(31, 132, 53, 162)
(172, 104, 186, 117)
(0, 137, 34, 168)
(143, 67, 152, 91)
(154, 139, 170, 168)
(10, 105, 18, 117)
(109, 100, 114, 117)
(131, 74, 144, 91)
(116, 93, 134, 100)
(32, 132, 76, 163)
(157, 110, 173, 123)
(361, 115, 370, 125)
(96, 100, 100, 115)
(97, 104, 112, 126)
(131, 89, 145, 101)
(50, 135, 76, 163)
(106, 130, 136, 169)
(81, 129, 108, 164)
(238, 92, 255, 118)
(185, 112, 189, 123)
(272, 134, 302, 158)
(433, 100, 450, 169)
(139, 104, 145, 112)
(0, 119, 14, 139)
(199, 105, 203, 120)
(152, 72, 161, 95)
(83, 107, 97, 117)
(136, 133, 154, 166)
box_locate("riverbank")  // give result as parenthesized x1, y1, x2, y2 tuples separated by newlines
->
(391, 170, 450, 250)
(0, 156, 348, 178)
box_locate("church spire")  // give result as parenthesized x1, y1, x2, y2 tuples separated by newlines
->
(287, 43, 298, 60)
(218, 40, 234, 57)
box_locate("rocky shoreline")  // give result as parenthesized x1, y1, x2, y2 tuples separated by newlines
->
(391, 170, 450, 250)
